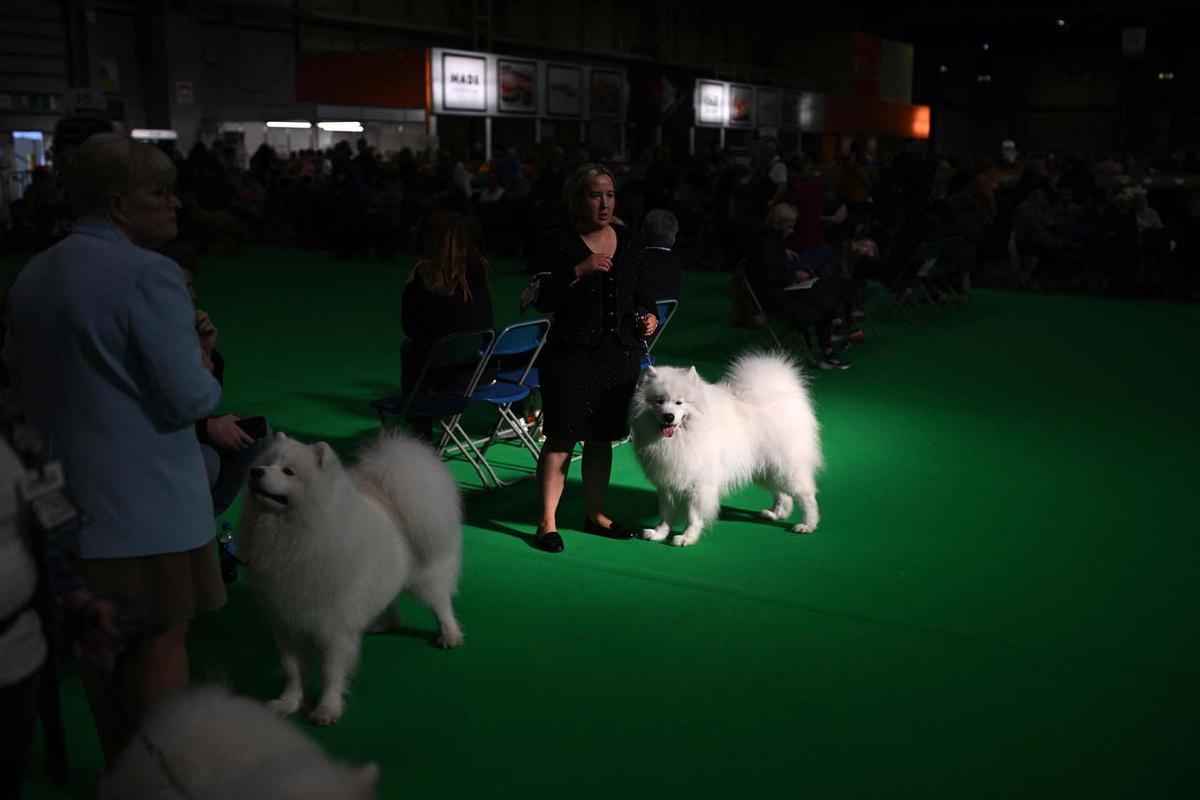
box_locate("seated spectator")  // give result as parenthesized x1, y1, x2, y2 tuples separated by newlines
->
(640, 209, 683, 302)
(159, 243, 272, 518)
(401, 212, 495, 436)
(1131, 190, 1163, 231)
(1013, 188, 1060, 287)
(743, 204, 850, 370)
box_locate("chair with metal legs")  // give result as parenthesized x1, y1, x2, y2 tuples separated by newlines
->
(735, 265, 818, 365)
(371, 328, 497, 488)
(474, 318, 552, 487)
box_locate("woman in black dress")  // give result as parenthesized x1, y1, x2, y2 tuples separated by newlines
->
(531, 164, 658, 552)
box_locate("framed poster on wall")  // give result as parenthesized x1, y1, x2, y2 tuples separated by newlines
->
(696, 80, 725, 126)
(546, 64, 583, 116)
(441, 52, 487, 112)
(756, 88, 780, 128)
(590, 69, 623, 118)
(728, 84, 754, 126)
(498, 59, 537, 114)
(780, 92, 800, 129)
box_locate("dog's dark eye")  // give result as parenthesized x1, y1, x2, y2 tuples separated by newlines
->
(282, 468, 295, 476)
(675, 400, 683, 405)
(654, 397, 665, 405)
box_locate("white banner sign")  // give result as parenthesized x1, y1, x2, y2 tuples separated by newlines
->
(696, 80, 725, 126)
(442, 53, 487, 112)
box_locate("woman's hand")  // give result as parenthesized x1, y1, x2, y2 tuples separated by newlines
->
(573, 253, 612, 281)
(794, 270, 813, 282)
(206, 414, 256, 451)
(195, 309, 218, 353)
(641, 313, 658, 336)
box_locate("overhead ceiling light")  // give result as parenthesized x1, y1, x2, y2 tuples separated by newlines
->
(1056, 18, 1066, 27)
(266, 121, 312, 129)
(131, 129, 178, 141)
(939, 64, 949, 74)
(317, 121, 363, 132)
(982, 42, 990, 51)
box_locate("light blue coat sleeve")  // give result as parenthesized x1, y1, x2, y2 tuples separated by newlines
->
(127, 262, 222, 428)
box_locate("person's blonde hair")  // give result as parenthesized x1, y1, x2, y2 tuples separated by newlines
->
(562, 162, 616, 223)
(60, 133, 177, 215)
(765, 202, 798, 228)
(411, 211, 488, 301)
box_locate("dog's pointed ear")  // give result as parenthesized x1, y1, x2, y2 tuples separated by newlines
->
(688, 366, 700, 381)
(313, 441, 339, 469)
(646, 365, 657, 376)
(274, 431, 288, 442)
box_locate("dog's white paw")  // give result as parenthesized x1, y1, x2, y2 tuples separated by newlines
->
(670, 534, 699, 547)
(642, 526, 670, 541)
(791, 522, 817, 534)
(308, 701, 343, 726)
(759, 509, 780, 521)
(437, 629, 465, 649)
(266, 697, 301, 717)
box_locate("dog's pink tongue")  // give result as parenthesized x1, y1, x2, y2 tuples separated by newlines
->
(662, 426, 676, 438)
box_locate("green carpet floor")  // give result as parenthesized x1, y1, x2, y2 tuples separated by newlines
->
(9, 248, 1199, 798)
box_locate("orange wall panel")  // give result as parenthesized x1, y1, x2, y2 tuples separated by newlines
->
(824, 96, 930, 140)
(296, 50, 428, 109)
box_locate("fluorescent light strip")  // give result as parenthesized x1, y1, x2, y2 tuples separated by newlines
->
(317, 121, 363, 132)
(266, 121, 312, 129)
(131, 129, 178, 141)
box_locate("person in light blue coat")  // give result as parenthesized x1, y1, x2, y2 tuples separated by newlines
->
(3, 133, 223, 765)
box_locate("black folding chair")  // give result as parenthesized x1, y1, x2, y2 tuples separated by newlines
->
(735, 264, 818, 364)
(372, 328, 497, 488)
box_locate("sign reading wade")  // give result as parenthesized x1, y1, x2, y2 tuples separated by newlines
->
(442, 53, 487, 112)
(696, 81, 725, 125)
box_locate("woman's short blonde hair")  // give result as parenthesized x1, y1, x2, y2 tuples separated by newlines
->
(61, 133, 177, 215)
(562, 163, 615, 222)
(765, 202, 798, 228)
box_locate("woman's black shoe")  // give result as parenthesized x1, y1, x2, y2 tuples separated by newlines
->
(534, 531, 564, 553)
(582, 518, 636, 540)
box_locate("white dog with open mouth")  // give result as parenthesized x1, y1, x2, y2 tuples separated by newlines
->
(239, 432, 463, 725)
(629, 352, 822, 546)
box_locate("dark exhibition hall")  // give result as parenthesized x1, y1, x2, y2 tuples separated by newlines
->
(1, 1, 1197, 797)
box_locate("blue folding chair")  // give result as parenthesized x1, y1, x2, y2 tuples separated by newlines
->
(474, 318, 551, 487)
(371, 328, 496, 488)
(640, 298, 679, 369)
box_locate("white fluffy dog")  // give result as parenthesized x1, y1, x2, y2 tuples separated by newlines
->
(240, 432, 464, 725)
(101, 686, 378, 799)
(629, 352, 822, 546)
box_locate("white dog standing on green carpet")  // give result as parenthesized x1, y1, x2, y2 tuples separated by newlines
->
(630, 353, 823, 546)
(240, 432, 463, 725)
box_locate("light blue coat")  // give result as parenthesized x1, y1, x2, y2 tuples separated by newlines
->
(3, 216, 222, 558)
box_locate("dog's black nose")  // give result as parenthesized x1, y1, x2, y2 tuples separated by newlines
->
(662, 413, 675, 424)
(250, 466, 265, 479)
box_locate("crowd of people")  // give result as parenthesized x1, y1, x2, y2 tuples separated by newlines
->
(9, 132, 1199, 306)
(2, 125, 1198, 793)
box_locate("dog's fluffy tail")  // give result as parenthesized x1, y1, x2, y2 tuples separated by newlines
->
(725, 350, 823, 467)
(353, 432, 463, 563)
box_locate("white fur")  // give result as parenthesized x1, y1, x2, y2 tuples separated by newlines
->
(629, 352, 823, 546)
(100, 686, 378, 799)
(239, 431, 463, 725)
